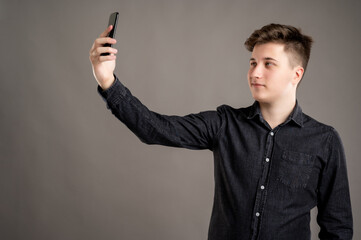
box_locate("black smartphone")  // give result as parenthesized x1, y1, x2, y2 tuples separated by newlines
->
(101, 12, 119, 56)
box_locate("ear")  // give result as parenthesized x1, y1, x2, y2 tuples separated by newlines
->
(292, 66, 304, 86)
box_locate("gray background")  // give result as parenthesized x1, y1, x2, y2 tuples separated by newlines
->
(1, 0, 360, 239)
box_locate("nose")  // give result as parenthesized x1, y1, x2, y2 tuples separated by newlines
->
(249, 64, 262, 79)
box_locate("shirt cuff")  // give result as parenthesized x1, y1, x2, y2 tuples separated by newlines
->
(97, 75, 127, 108)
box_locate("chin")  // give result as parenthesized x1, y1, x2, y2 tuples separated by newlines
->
(251, 94, 270, 103)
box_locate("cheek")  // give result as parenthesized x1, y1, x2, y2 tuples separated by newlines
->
(262, 71, 272, 80)
(279, 71, 293, 84)
(268, 70, 286, 82)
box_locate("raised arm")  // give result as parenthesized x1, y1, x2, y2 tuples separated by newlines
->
(98, 77, 223, 150)
(90, 27, 223, 150)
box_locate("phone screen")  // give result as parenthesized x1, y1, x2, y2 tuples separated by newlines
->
(101, 12, 119, 56)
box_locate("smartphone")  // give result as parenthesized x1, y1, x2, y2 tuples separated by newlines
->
(101, 12, 119, 56)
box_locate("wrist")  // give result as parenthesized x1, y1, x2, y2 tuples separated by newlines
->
(100, 75, 115, 90)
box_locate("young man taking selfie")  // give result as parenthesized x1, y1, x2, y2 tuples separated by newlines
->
(90, 23, 353, 239)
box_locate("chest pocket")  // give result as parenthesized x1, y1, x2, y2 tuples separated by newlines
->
(276, 150, 315, 189)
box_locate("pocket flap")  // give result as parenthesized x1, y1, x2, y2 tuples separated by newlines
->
(282, 150, 314, 165)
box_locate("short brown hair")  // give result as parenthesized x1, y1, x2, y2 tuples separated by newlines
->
(244, 23, 313, 71)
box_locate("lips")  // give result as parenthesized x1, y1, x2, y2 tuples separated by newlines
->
(251, 83, 265, 87)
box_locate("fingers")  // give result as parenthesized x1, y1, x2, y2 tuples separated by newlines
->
(89, 52, 116, 65)
(93, 46, 118, 57)
(99, 25, 113, 38)
(93, 25, 117, 49)
(91, 36, 117, 59)
(94, 37, 117, 48)
(89, 45, 118, 62)
(89, 26, 118, 63)
(98, 54, 117, 62)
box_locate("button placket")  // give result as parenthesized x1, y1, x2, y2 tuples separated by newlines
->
(252, 129, 277, 237)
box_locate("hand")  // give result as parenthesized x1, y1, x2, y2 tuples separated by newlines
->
(89, 25, 118, 90)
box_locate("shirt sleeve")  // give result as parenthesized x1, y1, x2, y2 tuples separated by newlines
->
(97, 76, 224, 150)
(317, 129, 353, 239)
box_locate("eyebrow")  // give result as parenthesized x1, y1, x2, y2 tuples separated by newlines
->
(249, 57, 279, 62)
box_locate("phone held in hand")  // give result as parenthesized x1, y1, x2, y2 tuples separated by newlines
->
(101, 12, 119, 56)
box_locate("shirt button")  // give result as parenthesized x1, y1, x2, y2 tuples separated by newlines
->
(256, 212, 260, 217)
(265, 158, 270, 162)
(270, 132, 274, 136)
(261, 185, 265, 190)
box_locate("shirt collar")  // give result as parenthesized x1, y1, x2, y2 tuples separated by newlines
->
(246, 101, 304, 128)
(246, 101, 262, 120)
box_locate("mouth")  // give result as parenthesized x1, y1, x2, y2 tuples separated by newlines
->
(251, 83, 265, 88)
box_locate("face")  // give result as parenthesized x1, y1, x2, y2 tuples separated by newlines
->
(247, 42, 303, 104)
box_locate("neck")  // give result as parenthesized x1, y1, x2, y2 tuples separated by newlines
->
(259, 98, 296, 129)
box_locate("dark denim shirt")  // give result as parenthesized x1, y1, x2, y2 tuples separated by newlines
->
(98, 77, 353, 240)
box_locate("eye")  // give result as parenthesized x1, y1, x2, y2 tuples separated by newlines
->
(265, 62, 273, 66)
(250, 62, 257, 67)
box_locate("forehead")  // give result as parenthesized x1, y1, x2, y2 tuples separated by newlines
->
(251, 42, 288, 61)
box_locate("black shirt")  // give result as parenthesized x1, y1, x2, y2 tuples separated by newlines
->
(98, 77, 353, 240)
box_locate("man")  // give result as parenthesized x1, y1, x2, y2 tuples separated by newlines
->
(89, 23, 353, 239)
